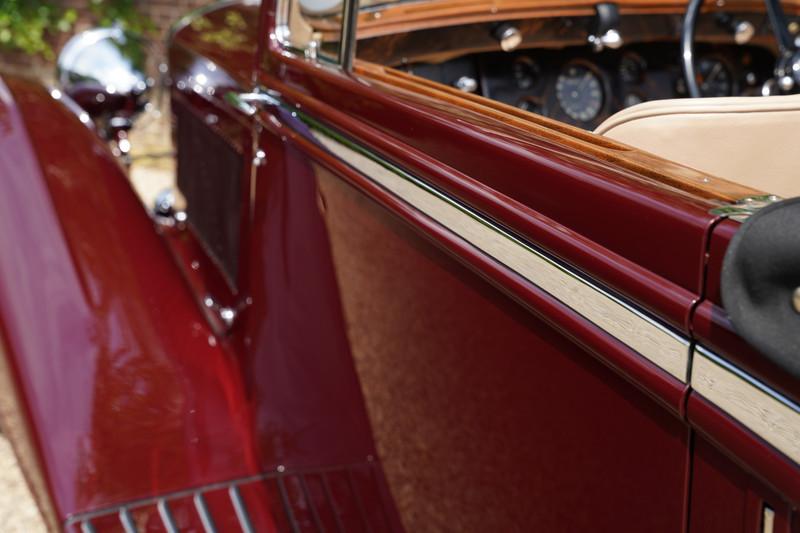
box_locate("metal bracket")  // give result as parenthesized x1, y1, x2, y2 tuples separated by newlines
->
(709, 194, 783, 222)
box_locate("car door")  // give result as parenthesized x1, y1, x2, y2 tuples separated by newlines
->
(686, 215, 800, 532)
(229, 0, 713, 530)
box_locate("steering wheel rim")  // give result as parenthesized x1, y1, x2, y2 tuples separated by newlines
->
(681, 0, 797, 98)
(680, 0, 704, 98)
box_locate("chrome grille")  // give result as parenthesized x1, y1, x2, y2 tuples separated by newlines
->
(65, 462, 391, 532)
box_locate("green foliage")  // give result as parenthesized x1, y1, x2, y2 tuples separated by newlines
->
(0, 0, 153, 60)
(89, 0, 154, 38)
(0, 0, 77, 59)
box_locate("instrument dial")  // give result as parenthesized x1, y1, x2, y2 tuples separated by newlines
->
(555, 63, 605, 123)
(512, 56, 540, 90)
(516, 96, 546, 115)
(619, 53, 647, 85)
(697, 58, 734, 97)
(624, 92, 644, 107)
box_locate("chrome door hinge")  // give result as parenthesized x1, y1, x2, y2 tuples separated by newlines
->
(224, 89, 281, 116)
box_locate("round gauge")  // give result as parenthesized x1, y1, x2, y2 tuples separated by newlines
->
(512, 56, 540, 90)
(624, 93, 644, 107)
(697, 58, 734, 97)
(619, 53, 647, 85)
(516, 96, 546, 115)
(555, 63, 605, 123)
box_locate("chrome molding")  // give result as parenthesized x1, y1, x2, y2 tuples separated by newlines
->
(157, 499, 178, 533)
(119, 508, 136, 533)
(64, 462, 377, 532)
(692, 346, 800, 465)
(763, 506, 775, 533)
(274, 0, 350, 69)
(229, 485, 255, 533)
(306, 125, 690, 380)
(709, 194, 782, 222)
(193, 493, 217, 533)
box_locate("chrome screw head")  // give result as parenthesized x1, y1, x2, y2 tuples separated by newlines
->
(733, 20, 755, 45)
(454, 76, 478, 93)
(495, 25, 522, 52)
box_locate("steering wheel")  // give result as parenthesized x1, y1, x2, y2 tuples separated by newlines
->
(681, 0, 800, 97)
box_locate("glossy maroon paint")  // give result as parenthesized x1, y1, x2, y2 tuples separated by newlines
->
(688, 216, 800, 518)
(170, 6, 393, 478)
(163, 5, 699, 529)
(264, 65, 707, 332)
(0, 77, 263, 517)
(689, 434, 793, 532)
(306, 157, 691, 531)
(203, 4, 707, 529)
(693, 218, 800, 405)
(2, 0, 800, 530)
(687, 394, 800, 506)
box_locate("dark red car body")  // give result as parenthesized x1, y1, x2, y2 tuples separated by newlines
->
(0, 0, 799, 531)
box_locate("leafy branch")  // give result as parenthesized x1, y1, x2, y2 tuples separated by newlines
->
(0, 0, 153, 60)
(0, 0, 77, 59)
(89, 0, 154, 38)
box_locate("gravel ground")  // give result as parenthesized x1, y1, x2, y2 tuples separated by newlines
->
(0, 433, 46, 532)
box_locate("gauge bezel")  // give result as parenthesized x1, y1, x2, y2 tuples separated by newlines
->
(552, 59, 610, 126)
(511, 55, 541, 90)
(695, 54, 738, 98)
(618, 52, 648, 85)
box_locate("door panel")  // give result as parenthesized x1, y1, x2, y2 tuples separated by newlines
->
(314, 163, 689, 531)
(248, 68, 696, 531)
(690, 435, 792, 533)
(689, 218, 800, 516)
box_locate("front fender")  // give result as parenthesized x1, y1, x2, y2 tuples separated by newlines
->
(0, 75, 258, 524)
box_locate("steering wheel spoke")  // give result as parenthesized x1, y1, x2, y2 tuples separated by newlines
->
(682, 0, 798, 97)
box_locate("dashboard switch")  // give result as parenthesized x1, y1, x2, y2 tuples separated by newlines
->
(588, 4, 623, 51)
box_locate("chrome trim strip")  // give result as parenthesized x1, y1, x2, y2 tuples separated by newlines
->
(274, 0, 347, 68)
(229, 485, 255, 533)
(692, 346, 800, 465)
(306, 125, 690, 380)
(275, 476, 300, 533)
(119, 508, 137, 533)
(763, 506, 775, 533)
(157, 499, 179, 533)
(194, 492, 218, 533)
(63, 462, 371, 529)
(80, 521, 96, 533)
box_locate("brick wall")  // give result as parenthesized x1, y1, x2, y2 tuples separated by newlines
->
(138, 0, 212, 73)
(0, 0, 212, 83)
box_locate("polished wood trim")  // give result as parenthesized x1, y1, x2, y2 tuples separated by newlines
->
(354, 60, 764, 203)
(355, 0, 800, 38)
(356, 13, 779, 65)
(311, 127, 690, 380)
(692, 349, 800, 466)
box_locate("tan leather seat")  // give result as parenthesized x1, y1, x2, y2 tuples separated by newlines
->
(595, 94, 800, 198)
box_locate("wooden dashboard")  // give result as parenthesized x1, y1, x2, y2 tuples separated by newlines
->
(355, 0, 800, 39)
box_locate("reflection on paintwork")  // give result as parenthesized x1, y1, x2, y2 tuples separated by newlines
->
(0, 77, 259, 517)
(191, 12, 254, 52)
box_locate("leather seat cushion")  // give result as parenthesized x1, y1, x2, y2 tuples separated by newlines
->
(595, 94, 800, 199)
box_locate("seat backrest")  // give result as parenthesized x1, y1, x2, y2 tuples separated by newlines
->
(595, 94, 800, 199)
